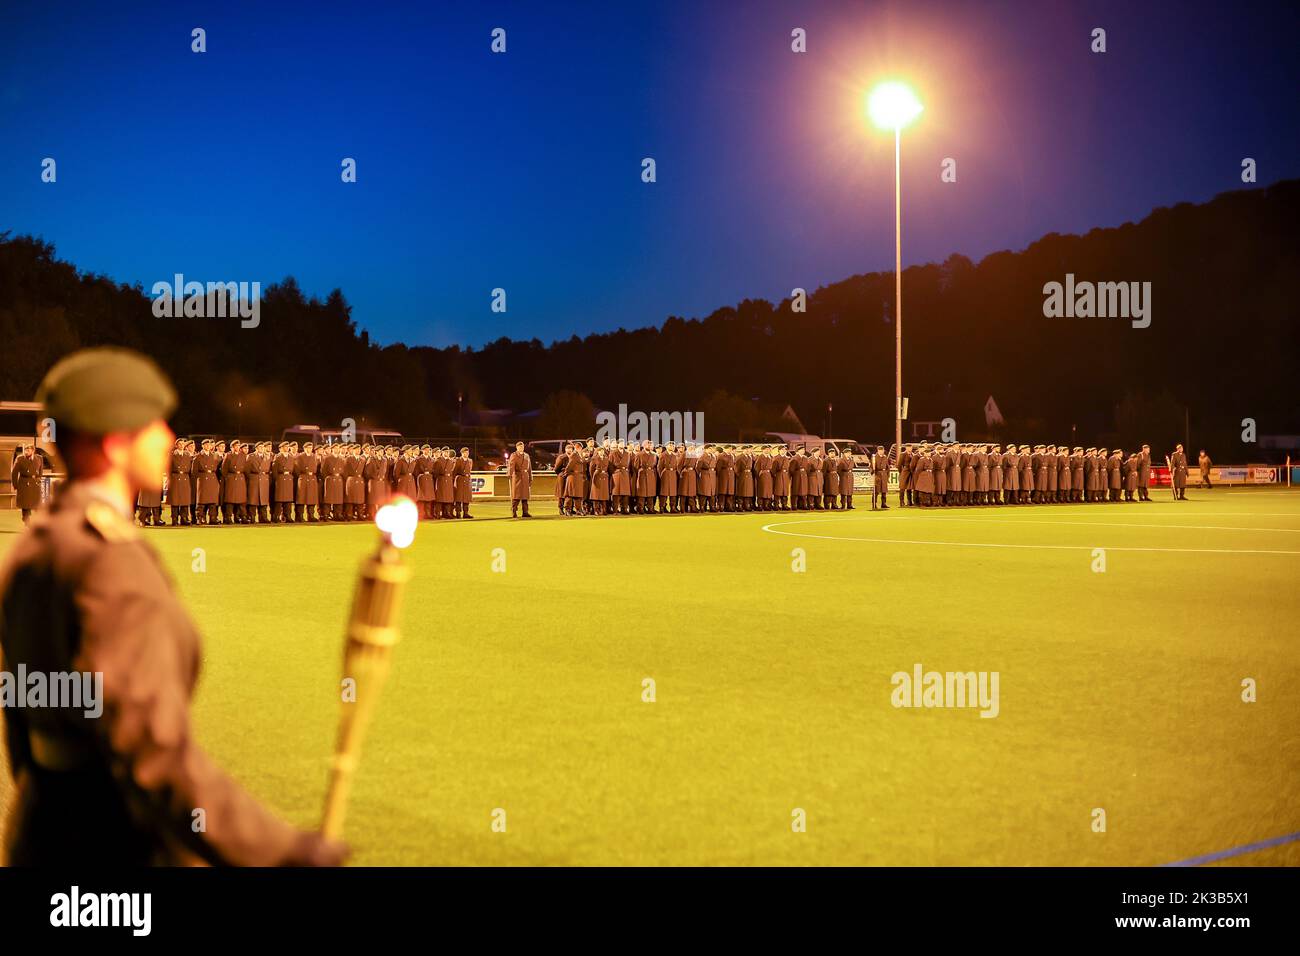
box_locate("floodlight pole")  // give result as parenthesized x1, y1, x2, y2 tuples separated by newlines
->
(893, 125, 903, 462)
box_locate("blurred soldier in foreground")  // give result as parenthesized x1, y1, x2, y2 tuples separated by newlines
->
(0, 348, 344, 866)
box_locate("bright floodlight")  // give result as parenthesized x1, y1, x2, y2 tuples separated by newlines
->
(867, 81, 923, 130)
(375, 496, 419, 550)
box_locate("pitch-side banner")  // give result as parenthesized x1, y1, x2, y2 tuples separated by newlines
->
(856, 469, 900, 492)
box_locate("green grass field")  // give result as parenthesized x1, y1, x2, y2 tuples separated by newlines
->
(2, 488, 1299, 866)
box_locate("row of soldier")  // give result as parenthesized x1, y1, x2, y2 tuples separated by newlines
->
(137, 438, 482, 525)
(550, 439, 881, 515)
(895, 442, 1162, 506)
(130, 436, 1177, 525)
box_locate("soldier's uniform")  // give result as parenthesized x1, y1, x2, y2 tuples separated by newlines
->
(508, 445, 532, 518)
(697, 448, 717, 512)
(192, 443, 221, 525)
(897, 445, 912, 507)
(221, 446, 248, 525)
(414, 447, 435, 520)
(319, 446, 344, 521)
(366, 450, 391, 519)
(453, 449, 474, 518)
(960, 446, 975, 506)
(1056, 446, 1070, 503)
(872, 446, 889, 510)
(166, 443, 192, 525)
(1138, 446, 1152, 501)
(607, 445, 629, 515)
(769, 450, 787, 511)
(271, 445, 296, 522)
(1017, 446, 1032, 503)
(975, 446, 990, 505)
(565, 447, 588, 516)
(1170, 446, 1189, 500)
(0, 348, 338, 866)
(634, 444, 656, 514)
(806, 451, 824, 510)
(553, 448, 570, 515)
(715, 447, 734, 512)
(838, 451, 854, 510)
(914, 446, 934, 506)
(588, 450, 610, 516)
(247, 444, 272, 523)
(932, 446, 947, 505)
(10, 450, 43, 525)
(394, 452, 418, 503)
(733, 448, 752, 513)
(294, 446, 321, 522)
(821, 451, 839, 511)
(945, 445, 960, 506)
(752, 450, 770, 512)
(1001, 446, 1018, 504)
(789, 451, 808, 510)
(344, 448, 367, 521)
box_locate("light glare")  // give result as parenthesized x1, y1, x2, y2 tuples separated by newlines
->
(867, 81, 923, 130)
(375, 496, 419, 549)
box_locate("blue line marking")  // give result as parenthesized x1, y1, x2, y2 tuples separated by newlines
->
(1163, 830, 1300, 866)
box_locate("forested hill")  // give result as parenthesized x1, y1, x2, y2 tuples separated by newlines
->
(2, 179, 1296, 452)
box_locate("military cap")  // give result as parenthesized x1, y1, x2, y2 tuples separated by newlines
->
(37, 347, 176, 436)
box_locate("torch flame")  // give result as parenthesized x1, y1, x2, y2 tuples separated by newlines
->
(375, 496, 419, 549)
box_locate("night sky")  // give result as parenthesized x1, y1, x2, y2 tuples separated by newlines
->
(2, 0, 1297, 348)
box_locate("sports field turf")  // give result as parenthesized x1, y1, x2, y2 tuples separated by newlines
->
(2, 488, 1299, 866)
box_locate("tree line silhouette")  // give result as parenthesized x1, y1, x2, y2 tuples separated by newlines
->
(2, 179, 1296, 458)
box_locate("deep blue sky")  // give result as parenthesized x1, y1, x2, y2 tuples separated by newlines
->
(2, 0, 1297, 348)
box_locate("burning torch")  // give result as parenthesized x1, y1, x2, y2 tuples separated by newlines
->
(321, 496, 419, 840)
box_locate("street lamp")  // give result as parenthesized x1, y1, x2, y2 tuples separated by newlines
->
(867, 81, 922, 463)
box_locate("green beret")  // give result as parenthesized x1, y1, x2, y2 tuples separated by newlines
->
(37, 347, 177, 435)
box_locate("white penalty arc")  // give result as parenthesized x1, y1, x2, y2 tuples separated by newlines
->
(759, 516, 1300, 556)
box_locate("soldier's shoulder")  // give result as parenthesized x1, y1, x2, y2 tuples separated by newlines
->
(1, 490, 153, 591)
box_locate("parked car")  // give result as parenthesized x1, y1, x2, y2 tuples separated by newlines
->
(524, 439, 567, 472)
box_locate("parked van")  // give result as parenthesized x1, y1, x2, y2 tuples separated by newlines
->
(281, 424, 403, 447)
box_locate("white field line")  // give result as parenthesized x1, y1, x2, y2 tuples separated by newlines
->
(866, 514, 1300, 534)
(759, 517, 1300, 556)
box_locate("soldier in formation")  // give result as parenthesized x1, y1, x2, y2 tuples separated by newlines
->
(895, 442, 1159, 507)
(131, 441, 489, 525)
(544, 440, 858, 516)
